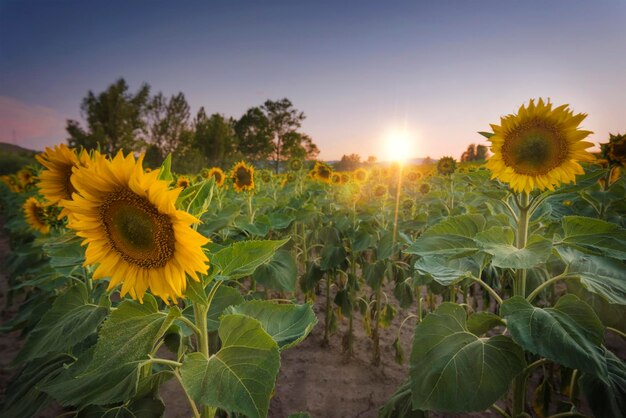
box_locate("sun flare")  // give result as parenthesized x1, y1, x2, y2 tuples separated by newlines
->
(384, 128, 415, 163)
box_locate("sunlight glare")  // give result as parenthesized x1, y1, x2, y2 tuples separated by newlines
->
(384, 128, 414, 163)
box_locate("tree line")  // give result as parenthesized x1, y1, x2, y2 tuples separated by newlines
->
(66, 78, 319, 172)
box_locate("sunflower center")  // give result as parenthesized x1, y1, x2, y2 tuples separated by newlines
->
(235, 167, 252, 186)
(502, 120, 569, 175)
(100, 187, 175, 268)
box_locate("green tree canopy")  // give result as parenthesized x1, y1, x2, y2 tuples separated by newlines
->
(66, 78, 150, 155)
(194, 108, 237, 165)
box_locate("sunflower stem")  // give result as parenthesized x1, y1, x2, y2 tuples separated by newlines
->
(173, 371, 201, 418)
(512, 191, 530, 417)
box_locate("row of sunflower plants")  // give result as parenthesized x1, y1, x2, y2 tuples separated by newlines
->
(0, 148, 317, 418)
(380, 100, 626, 418)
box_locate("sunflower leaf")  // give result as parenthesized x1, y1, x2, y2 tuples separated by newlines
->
(14, 282, 110, 364)
(252, 249, 298, 292)
(410, 303, 525, 412)
(405, 214, 485, 259)
(180, 314, 280, 418)
(475, 226, 552, 269)
(560, 216, 626, 260)
(211, 238, 289, 280)
(225, 300, 317, 350)
(501, 295, 607, 381)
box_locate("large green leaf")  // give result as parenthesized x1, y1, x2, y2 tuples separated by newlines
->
(211, 239, 289, 280)
(379, 379, 427, 418)
(475, 227, 552, 269)
(410, 303, 525, 412)
(225, 300, 317, 350)
(561, 216, 626, 260)
(253, 249, 297, 292)
(579, 349, 626, 418)
(405, 214, 485, 258)
(501, 295, 607, 381)
(15, 283, 110, 363)
(42, 231, 85, 275)
(0, 354, 73, 418)
(205, 284, 245, 332)
(180, 314, 280, 418)
(76, 395, 165, 418)
(320, 243, 347, 271)
(566, 252, 626, 305)
(414, 256, 478, 286)
(42, 295, 180, 406)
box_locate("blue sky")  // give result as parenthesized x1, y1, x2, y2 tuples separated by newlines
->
(1, 0, 625, 159)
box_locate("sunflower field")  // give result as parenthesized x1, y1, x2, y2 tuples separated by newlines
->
(1, 100, 625, 418)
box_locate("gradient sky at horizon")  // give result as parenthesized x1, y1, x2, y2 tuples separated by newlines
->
(1, 0, 625, 160)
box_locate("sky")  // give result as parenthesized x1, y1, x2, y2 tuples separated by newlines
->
(1, 0, 625, 160)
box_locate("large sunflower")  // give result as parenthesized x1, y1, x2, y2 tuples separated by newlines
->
(23, 197, 50, 234)
(312, 161, 332, 183)
(35, 144, 82, 205)
(63, 151, 209, 302)
(485, 99, 594, 194)
(437, 157, 457, 176)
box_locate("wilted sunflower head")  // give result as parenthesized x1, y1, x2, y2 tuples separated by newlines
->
(289, 158, 303, 171)
(419, 183, 431, 195)
(601, 133, 626, 167)
(405, 170, 422, 182)
(176, 176, 191, 189)
(62, 151, 209, 302)
(353, 168, 368, 183)
(437, 157, 457, 176)
(23, 197, 50, 234)
(485, 99, 595, 194)
(231, 161, 255, 192)
(205, 167, 225, 187)
(312, 162, 332, 183)
(373, 184, 387, 197)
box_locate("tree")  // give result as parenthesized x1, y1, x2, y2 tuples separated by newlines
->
(234, 107, 274, 161)
(334, 154, 361, 171)
(461, 143, 489, 162)
(366, 155, 377, 165)
(145, 92, 192, 156)
(194, 108, 237, 164)
(66, 78, 150, 154)
(282, 131, 319, 161)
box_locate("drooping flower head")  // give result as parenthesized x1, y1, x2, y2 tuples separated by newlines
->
(231, 161, 255, 192)
(62, 151, 209, 302)
(485, 99, 594, 194)
(437, 157, 457, 176)
(23, 197, 50, 234)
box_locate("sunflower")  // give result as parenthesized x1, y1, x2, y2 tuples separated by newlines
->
(35, 144, 97, 205)
(17, 167, 37, 188)
(312, 161, 332, 183)
(231, 161, 255, 192)
(206, 167, 225, 187)
(1, 175, 21, 193)
(340, 173, 350, 183)
(261, 170, 272, 183)
(373, 184, 387, 197)
(419, 183, 431, 195)
(286, 172, 296, 183)
(62, 151, 209, 302)
(331, 173, 342, 185)
(23, 197, 50, 234)
(353, 168, 368, 183)
(601, 133, 626, 167)
(176, 176, 191, 189)
(401, 198, 414, 211)
(289, 158, 303, 171)
(437, 157, 457, 176)
(405, 170, 422, 182)
(485, 99, 594, 194)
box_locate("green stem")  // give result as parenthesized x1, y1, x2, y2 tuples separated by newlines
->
(323, 272, 332, 345)
(512, 192, 530, 417)
(149, 357, 183, 368)
(178, 315, 202, 338)
(607, 326, 626, 340)
(174, 371, 201, 418)
(469, 276, 503, 305)
(491, 403, 511, 418)
(526, 271, 570, 303)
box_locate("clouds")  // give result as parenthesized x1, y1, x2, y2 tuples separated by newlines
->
(0, 96, 66, 151)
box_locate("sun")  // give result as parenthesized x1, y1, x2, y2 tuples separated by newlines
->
(384, 127, 415, 163)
